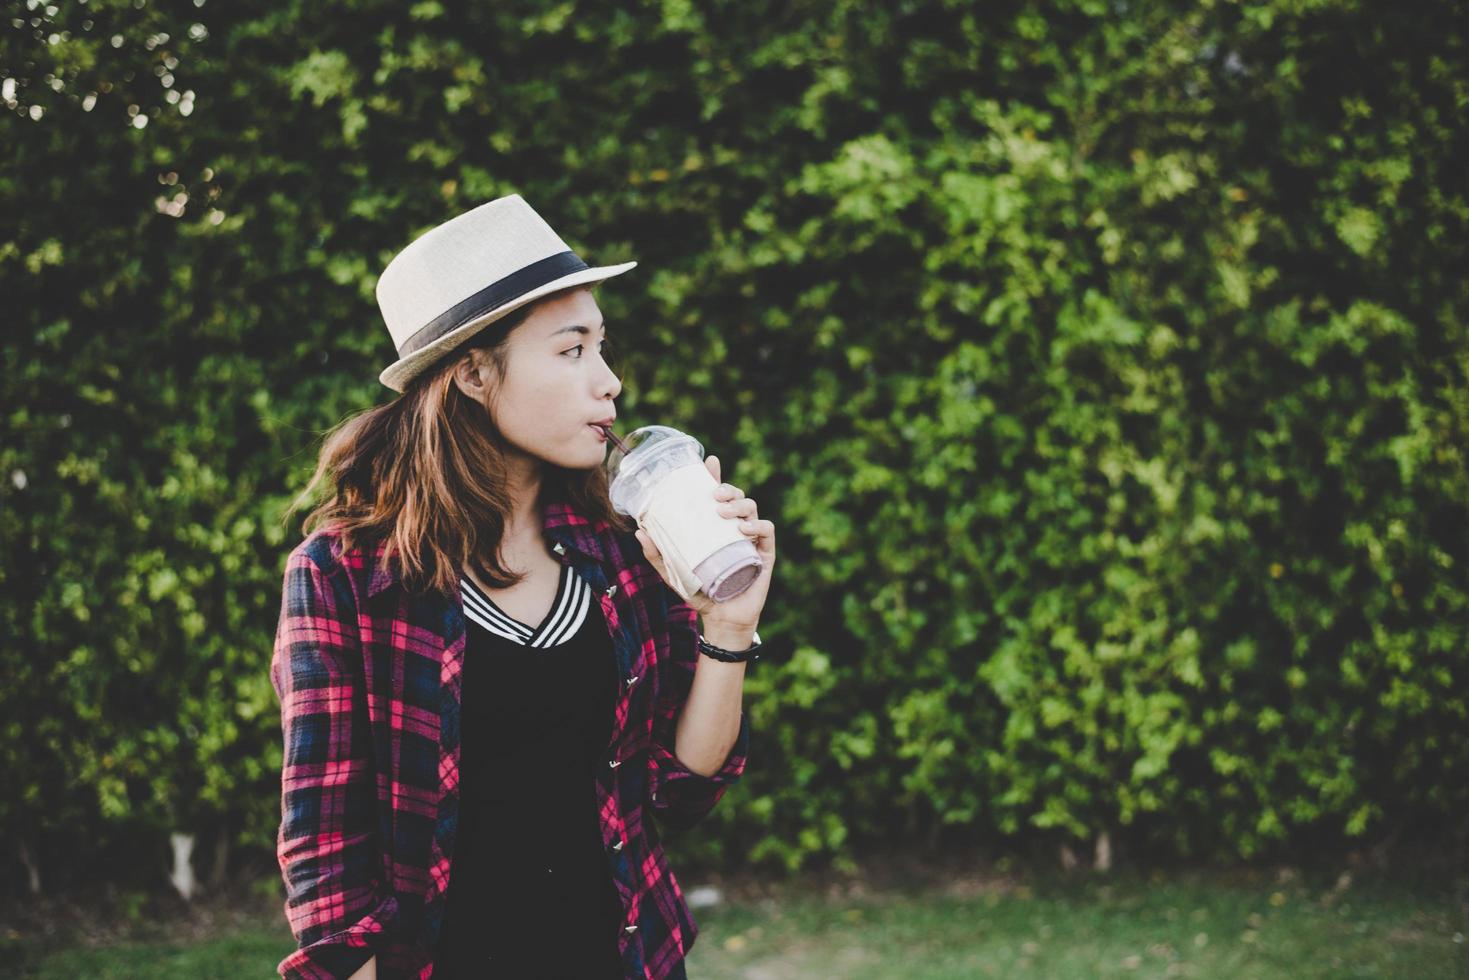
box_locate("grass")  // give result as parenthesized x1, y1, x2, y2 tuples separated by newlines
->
(681, 866, 1462, 979)
(6, 859, 1463, 978)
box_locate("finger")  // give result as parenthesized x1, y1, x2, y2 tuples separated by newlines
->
(718, 498, 757, 520)
(714, 483, 745, 501)
(635, 527, 661, 560)
(738, 518, 776, 557)
(635, 530, 671, 583)
(705, 455, 720, 484)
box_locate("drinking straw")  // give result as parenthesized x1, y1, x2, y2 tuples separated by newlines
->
(602, 426, 631, 456)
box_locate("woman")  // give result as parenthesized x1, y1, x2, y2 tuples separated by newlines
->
(271, 194, 775, 979)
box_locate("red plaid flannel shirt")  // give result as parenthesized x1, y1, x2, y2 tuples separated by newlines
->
(270, 495, 750, 978)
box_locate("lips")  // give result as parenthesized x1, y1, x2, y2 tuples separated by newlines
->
(590, 417, 616, 428)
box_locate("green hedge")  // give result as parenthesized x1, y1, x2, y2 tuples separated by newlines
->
(3, 0, 1466, 891)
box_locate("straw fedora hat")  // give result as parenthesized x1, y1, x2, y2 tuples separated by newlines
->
(374, 193, 637, 392)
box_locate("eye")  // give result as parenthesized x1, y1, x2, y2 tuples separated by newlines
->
(565, 339, 613, 359)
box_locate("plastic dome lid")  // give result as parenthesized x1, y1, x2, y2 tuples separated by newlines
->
(603, 424, 702, 478)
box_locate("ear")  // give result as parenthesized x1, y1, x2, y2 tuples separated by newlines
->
(451, 351, 489, 401)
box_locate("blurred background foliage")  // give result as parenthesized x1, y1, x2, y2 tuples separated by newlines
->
(2, 0, 1466, 896)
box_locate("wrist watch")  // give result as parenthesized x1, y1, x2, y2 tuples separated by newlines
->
(696, 630, 763, 663)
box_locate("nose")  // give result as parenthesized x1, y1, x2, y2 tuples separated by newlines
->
(597, 350, 621, 401)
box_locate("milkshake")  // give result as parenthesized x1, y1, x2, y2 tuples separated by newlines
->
(603, 425, 762, 603)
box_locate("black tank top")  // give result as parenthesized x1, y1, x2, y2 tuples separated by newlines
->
(433, 564, 625, 978)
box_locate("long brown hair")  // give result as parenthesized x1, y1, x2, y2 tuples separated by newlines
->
(284, 284, 633, 598)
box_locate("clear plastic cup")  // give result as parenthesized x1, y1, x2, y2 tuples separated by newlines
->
(606, 425, 762, 603)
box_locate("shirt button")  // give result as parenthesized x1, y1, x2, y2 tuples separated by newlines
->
(627, 674, 639, 686)
(609, 758, 622, 769)
(552, 542, 566, 555)
(624, 925, 637, 934)
(612, 840, 624, 852)
(606, 584, 618, 597)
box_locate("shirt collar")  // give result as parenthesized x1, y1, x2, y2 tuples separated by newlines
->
(365, 495, 612, 599)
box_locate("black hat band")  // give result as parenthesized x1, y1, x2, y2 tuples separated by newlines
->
(397, 249, 589, 358)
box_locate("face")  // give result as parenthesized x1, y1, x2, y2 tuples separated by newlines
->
(453, 286, 621, 474)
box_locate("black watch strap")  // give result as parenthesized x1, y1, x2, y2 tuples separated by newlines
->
(696, 630, 762, 662)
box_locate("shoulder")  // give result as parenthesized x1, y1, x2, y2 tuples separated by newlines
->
(284, 525, 382, 595)
(288, 527, 343, 570)
(285, 526, 349, 579)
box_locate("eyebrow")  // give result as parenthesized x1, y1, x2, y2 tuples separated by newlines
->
(551, 323, 607, 338)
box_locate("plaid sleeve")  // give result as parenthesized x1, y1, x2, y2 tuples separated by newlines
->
(645, 585, 751, 832)
(270, 546, 399, 979)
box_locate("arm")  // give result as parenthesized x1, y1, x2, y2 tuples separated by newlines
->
(271, 548, 398, 979)
(672, 619, 753, 777)
(645, 587, 752, 831)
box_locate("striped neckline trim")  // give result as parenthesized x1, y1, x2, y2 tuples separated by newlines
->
(460, 563, 593, 648)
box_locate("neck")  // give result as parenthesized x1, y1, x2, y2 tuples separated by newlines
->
(502, 454, 547, 543)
